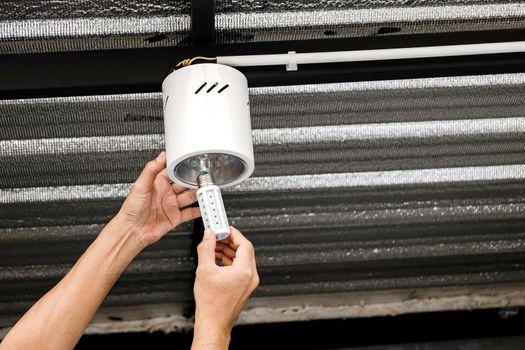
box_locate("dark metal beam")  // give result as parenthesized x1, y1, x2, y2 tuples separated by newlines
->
(191, 0, 215, 46)
(75, 309, 525, 348)
(1, 29, 525, 99)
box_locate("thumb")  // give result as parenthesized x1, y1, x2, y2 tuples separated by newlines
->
(197, 229, 216, 267)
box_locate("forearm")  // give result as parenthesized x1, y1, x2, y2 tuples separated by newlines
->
(1, 215, 143, 350)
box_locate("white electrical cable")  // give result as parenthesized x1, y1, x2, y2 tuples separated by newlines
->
(217, 41, 525, 71)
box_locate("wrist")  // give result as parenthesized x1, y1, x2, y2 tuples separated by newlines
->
(192, 318, 231, 350)
(109, 213, 148, 251)
(101, 215, 146, 257)
(194, 307, 234, 333)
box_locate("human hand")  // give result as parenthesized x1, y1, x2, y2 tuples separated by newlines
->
(192, 226, 259, 350)
(115, 151, 201, 248)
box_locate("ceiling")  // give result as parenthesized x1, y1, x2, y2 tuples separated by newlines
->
(1, 0, 525, 336)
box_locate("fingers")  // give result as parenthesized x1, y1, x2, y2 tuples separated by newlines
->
(222, 255, 233, 266)
(157, 169, 198, 209)
(200, 226, 256, 270)
(157, 169, 188, 194)
(228, 226, 248, 249)
(133, 152, 167, 193)
(214, 252, 234, 266)
(176, 189, 198, 208)
(196, 229, 217, 268)
(229, 226, 255, 269)
(229, 226, 259, 289)
(215, 242, 236, 259)
(172, 182, 189, 194)
(158, 170, 187, 193)
(180, 207, 201, 223)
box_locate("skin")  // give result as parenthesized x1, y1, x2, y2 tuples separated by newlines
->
(0, 152, 259, 350)
(193, 227, 259, 350)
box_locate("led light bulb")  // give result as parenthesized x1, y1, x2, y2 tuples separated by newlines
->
(196, 171, 230, 241)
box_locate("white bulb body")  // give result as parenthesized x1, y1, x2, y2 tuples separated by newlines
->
(197, 185, 230, 241)
(162, 63, 254, 189)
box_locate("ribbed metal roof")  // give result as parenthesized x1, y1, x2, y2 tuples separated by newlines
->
(2, 71, 525, 335)
(2, 1, 525, 53)
(1, 0, 525, 338)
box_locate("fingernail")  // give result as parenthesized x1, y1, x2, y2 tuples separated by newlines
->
(156, 151, 165, 161)
(203, 229, 212, 239)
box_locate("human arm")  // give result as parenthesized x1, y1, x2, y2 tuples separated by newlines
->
(191, 227, 260, 350)
(0, 152, 200, 350)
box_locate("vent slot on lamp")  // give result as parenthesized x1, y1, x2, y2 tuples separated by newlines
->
(218, 84, 229, 93)
(195, 82, 207, 94)
(207, 82, 219, 93)
(195, 82, 230, 94)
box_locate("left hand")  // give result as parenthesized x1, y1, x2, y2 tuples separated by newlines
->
(115, 151, 201, 248)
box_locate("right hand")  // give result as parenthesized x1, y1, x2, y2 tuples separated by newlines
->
(192, 226, 259, 349)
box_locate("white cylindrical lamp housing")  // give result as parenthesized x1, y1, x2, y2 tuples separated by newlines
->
(162, 63, 254, 189)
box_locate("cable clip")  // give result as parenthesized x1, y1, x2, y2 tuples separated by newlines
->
(286, 51, 298, 71)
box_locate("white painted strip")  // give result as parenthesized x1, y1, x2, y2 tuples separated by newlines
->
(0, 134, 164, 157)
(238, 286, 525, 324)
(249, 73, 525, 95)
(0, 92, 162, 106)
(255, 117, 525, 145)
(1, 117, 524, 156)
(231, 164, 525, 192)
(0, 15, 189, 39)
(0, 183, 132, 204)
(1, 3, 523, 40)
(1, 165, 524, 203)
(216, 4, 525, 29)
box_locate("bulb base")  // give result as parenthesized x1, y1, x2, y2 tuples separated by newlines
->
(197, 172, 215, 188)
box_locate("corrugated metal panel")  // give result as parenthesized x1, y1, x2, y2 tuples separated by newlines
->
(1, 72, 525, 335)
(1, 73, 525, 187)
(0, 0, 190, 54)
(215, 3, 525, 43)
(2, 1, 525, 53)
